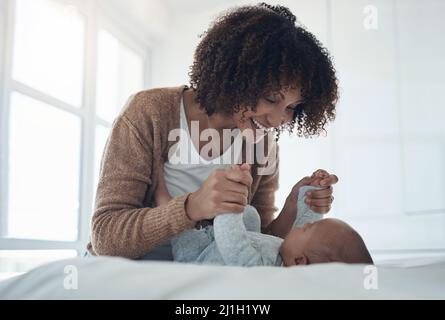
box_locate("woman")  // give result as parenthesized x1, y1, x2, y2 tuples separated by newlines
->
(86, 3, 339, 259)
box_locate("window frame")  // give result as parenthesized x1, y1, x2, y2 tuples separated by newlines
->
(0, 0, 152, 255)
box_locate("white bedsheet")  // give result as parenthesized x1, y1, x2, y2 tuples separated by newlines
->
(0, 256, 444, 299)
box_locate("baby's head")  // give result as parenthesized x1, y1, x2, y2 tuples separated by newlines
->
(279, 218, 373, 266)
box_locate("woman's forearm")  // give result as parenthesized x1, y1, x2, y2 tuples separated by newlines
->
(91, 194, 196, 258)
(263, 194, 297, 239)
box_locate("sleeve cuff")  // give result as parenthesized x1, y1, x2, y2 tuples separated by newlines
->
(167, 193, 197, 231)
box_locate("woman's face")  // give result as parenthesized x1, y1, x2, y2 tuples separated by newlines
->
(234, 86, 303, 143)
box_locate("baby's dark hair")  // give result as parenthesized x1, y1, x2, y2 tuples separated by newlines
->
(336, 227, 374, 265)
(309, 219, 374, 265)
(188, 2, 339, 140)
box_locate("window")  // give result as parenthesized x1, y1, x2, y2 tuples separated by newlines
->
(96, 29, 145, 123)
(0, 0, 149, 271)
(12, 0, 85, 107)
(93, 27, 145, 201)
(8, 92, 81, 241)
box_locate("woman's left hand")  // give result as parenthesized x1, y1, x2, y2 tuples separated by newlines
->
(290, 169, 339, 214)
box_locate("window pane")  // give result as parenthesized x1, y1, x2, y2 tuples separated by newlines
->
(96, 29, 144, 122)
(12, 0, 85, 106)
(120, 46, 145, 104)
(8, 92, 81, 241)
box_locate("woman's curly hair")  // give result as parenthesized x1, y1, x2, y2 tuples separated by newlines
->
(188, 2, 339, 140)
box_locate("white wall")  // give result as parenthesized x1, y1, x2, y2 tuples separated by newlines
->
(328, 0, 445, 252)
(151, 0, 330, 86)
(150, 0, 445, 254)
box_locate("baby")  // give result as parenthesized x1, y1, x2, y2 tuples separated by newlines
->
(156, 166, 373, 267)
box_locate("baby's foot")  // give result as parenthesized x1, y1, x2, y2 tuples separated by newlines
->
(294, 185, 325, 227)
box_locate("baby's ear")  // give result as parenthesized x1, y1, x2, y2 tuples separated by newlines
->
(295, 255, 308, 265)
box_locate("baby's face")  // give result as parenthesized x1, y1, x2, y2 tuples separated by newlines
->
(279, 222, 320, 266)
(280, 219, 344, 266)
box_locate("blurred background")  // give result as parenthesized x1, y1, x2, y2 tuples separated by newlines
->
(0, 0, 444, 275)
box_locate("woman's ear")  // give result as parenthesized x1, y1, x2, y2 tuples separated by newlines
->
(294, 255, 308, 265)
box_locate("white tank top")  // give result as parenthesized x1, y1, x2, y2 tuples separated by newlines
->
(163, 93, 243, 197)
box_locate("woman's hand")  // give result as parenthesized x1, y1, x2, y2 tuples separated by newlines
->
(288, 169, 338, 214)
(185, 163, 252, 221)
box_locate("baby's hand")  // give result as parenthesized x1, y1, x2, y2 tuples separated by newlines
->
(154, 162, 172, 206)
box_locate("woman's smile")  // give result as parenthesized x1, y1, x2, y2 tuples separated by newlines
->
(251, 117, 273, 132)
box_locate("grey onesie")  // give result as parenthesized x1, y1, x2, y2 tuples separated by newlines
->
(171, 185, 324, 266)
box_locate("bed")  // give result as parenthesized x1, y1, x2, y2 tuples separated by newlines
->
(0, 255, 444, 299)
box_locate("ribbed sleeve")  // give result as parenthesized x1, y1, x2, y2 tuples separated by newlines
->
(89, 113, 196, 259)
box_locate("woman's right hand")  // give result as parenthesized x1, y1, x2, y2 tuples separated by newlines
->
(185, 163, 252, 221)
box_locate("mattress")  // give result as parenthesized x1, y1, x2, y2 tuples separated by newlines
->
(0, 256, 444, 299)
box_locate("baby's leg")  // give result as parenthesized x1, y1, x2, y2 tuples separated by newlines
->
(212, 208, 265, 266)
(242, 205, 261, 232)
(171, 227, 214, 263)
(195, 241, 226, 265)
(171, 205, 260, 265)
